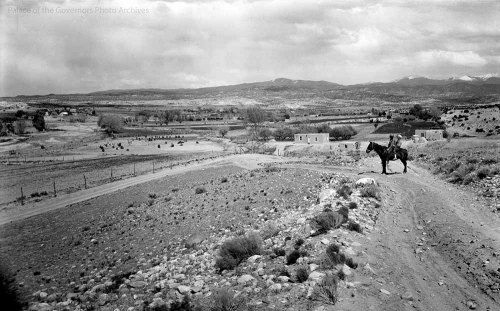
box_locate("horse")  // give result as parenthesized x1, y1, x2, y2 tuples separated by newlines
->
(366, 142, 408, 174)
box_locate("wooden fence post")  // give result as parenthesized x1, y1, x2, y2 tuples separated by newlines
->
(20, 187, 24, 205)
(111, 168, 113, 180)
(153, 162, 155, 173)
(84, 174, 87, 189)
(53, 180, 57, 197)
(133, 163, 136, 176)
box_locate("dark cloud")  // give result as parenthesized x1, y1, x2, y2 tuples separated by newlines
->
(1, 0, 499, 96)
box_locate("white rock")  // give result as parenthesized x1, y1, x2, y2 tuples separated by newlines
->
(247, 255, 262, 264)
(269, 283, 282, 293)
(380, 289, 391, 295)
(308, 271, 325, 282)
(309, 264, 319, 271)
(342, 264, 352, 276)
(177, 285, 191, 294)
(321, 238, 330, 245)
(277, 276, 290, 283)
(355, 178, 377, 187)
(237, 274, 255, 285)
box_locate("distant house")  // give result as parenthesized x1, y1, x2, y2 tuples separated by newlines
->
(294, 133, 329, 144)
(414, 129, 444, 141)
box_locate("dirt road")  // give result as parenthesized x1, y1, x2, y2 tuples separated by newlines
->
(0, 154, 282, 226)
(336, 156, 500, 310)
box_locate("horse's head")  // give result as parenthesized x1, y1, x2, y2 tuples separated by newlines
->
(366, 142, 373, 153)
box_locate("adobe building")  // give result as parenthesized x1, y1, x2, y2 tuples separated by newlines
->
(414, 129, 444, 141)
(294, 133, 330, 144)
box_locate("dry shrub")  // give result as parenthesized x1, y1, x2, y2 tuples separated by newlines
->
(346, 221, 363, 233)
(313, 273, 339, 305)
(348, 202, 358, 209)
(195, 187, 207, 194)
(296, 266, 309, 283)
(260, 221, 280, 240)
(359, 184, 381, 200)
(336, 184, 352, 199)
(215, 233, 262, 271)
(311, 207, 348, 235)
(209, 288, 246, 311)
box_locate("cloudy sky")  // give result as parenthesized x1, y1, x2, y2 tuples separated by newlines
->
(1, 0, 500, 96)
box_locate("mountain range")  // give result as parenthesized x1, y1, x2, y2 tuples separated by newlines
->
(6, 75, 500, 102)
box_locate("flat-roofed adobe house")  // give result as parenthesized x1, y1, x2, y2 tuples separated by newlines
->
(294, 133, 330, 144)
(414, 129, 444, 141)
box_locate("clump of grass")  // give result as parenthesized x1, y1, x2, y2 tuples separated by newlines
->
(208, 288, 246, 311)
(296, 266, 309, 283)
(348, 202, 358, 209)
(195, 187, 207, 194)
(346, 221, 363, 233)
(286, 250, 302, 265)
(215, 233, 262, 271)
(336, 269, 346, 281)
(311, 207, 349, 235)
(294, 238, 305, 250)
(147, 199, 155, 206)
(148, 193, 158, 199)
(221, 177, 228, 183)
(359, 184, 381, 200)
(273, 248, 286, 257)
(260, 222, 280, 240)
(336, 184, 352, 199)
(345, 257, 358, 269)
(313, 273, 339, 305)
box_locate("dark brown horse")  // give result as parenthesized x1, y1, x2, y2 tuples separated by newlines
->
(366, 142, 408, 174)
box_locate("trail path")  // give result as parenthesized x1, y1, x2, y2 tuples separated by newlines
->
(334, 156, 500, 310)
(0, 154, 281, 226)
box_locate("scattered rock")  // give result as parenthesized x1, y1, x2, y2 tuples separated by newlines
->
(380, 289, 391, 295)
(237, 274, 255, 286)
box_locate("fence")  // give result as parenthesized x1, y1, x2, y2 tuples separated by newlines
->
(0, 150, 235, 205)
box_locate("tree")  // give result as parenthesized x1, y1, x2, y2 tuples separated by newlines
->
(258, 128, 272, 141)
(244, 106, 266, 139)
(219, 126, 229, 137)
(15, 110, 25, 118)
(13, 119, 26, 134)
(98, 114, 123, 134)
(161, 110, 182, 125)
(33, 110, 46, 131)
(274, 127, 294, 141)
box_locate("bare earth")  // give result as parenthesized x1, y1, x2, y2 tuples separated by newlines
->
(1, 154, 499, 310)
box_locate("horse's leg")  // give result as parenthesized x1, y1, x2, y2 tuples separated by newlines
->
(382, 160, 387, 174)
(402, 158, 407, 173)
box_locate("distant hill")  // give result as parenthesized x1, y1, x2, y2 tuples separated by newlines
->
(3, 76, 500, 103)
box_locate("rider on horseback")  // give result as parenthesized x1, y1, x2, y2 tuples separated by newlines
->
(388, 134, 402, 160)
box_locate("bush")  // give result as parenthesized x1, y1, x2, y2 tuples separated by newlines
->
(336, 184, 352, 199)
(346, 221, 363, 233)
(209, 288, 246, 311)
(359, 184, 381, 200)
(286, 250, 302, 265)
(260, 222, 280, 240)
(296, 267, 309, 283)
(476, 167, 490, 180)
(348, 202, 358, 209)
(221, 177, 228, 183)
(294, 238, 305, 250)
(148, 193, 158, 199)
(273, 248, 286, 257)
(97, 114, 123, 134)
(195, 187, 206, 194)
(311, 207, 348, 235)
(215, 233, 262, 271)
(313, 273, 339, 305)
